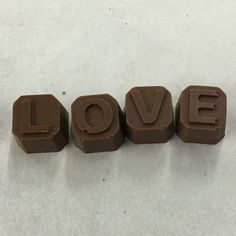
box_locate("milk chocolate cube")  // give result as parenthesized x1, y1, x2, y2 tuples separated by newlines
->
(12, 94, 69, 153)
(176, 85, 227, 144)
(71, 94, 124, 153)
(125, 86, 174, 143)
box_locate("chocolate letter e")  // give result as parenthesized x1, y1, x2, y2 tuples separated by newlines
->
(176, 86, 227, 144)
(12, 94, 69, 153)
(125, 86, 174, 144)
(71, 94, 124, 153)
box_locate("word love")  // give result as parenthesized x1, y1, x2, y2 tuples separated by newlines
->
(12, 85, 227, 154)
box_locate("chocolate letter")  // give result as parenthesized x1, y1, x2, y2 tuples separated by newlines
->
(130, 88, 166, 124)
(189, 88, 218, 125)
(12, 95, 69, 153)
(125, 86, 174, 143)
(76, 98, 113, 134)
(21, 98, 51, 134)
(71, 94, 124, 153)
(176, 86, 227, 144)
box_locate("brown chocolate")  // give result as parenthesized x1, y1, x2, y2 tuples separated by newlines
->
(125, 86, 174, 143)
(176, 85, 227, 144)
(12, 94, 69, 153)
(71, 94, 124, 153)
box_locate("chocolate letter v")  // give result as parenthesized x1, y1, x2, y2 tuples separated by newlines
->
(130, 88, 166, 124)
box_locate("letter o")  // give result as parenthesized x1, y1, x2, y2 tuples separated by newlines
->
(76, 98, 113, 134)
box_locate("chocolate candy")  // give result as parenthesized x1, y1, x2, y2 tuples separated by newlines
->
(71, 94, 124, 153)
(125, 86, 174, 143)
(176, 86, 227, 144)
(12, 94, 69, 153)
(12, 86, 227, 154)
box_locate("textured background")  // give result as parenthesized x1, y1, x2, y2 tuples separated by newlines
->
(0, 0, 236, 235)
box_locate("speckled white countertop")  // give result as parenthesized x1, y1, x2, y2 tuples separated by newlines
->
(0, 0, 236, 235)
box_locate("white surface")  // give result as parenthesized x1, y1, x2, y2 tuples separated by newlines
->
(0, 0, 236, 235)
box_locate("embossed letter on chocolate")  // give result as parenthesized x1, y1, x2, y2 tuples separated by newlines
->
(176, 86, 227, 144)
(71, 94, 124, 153)
(12, 94, 69, 153)
(125, 86, 174, 143)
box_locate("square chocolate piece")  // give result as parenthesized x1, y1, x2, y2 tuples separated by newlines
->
(12, 94, 69, 153)
(176, 85, 227, 144)
(125, 86, 174, 143)
(71, 94, 124, 153)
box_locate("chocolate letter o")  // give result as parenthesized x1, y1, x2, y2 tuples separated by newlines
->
(71, 94, 124, 153)
(76, 98, 113, 134)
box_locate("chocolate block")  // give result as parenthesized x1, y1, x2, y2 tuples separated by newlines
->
(176, 85, 227, 144)
(12, 94, 69, 153)
(125, 86, 174, 143)
(71, 94, 124, 153)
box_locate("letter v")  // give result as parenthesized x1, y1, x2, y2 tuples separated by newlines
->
(130, 88, 166, 124)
